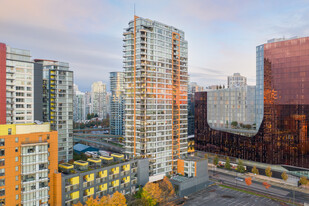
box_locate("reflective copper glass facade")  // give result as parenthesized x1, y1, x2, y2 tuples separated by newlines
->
(195, 37, 309, 169)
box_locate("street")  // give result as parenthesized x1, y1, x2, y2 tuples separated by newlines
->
(209, 170, 309, 204)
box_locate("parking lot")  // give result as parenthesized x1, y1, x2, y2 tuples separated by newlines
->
(184, 185, 284, 206)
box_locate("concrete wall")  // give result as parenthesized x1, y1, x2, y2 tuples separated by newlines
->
(16, 123, 50, 134)
(137, 158, 149, 186)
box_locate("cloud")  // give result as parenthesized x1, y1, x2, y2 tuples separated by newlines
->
(1, 0, 309, 91)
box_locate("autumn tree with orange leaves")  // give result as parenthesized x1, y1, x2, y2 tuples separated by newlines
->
(74, 191, 127, 206)
(245, 177, 252, 186)
(141, 182, 163, 206)
(159, 176, 175, 203)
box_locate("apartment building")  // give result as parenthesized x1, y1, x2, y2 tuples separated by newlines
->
(123, 16, 188, 180)
(227, 73, 247, 88)
(0, 122, 61, 206)
(110, 72, 125, 135)
(35, 59, 74, 162)
(91, 81, 107, 119)
(0, 43, 43, 125)
(73, 84, 85, 122)
(60, 158, 149, 206)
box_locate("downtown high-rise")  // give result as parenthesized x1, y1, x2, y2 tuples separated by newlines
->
(110, 72, 125, 135)
(35, 59, 74, 162)
(195, 36, 309, 178)
(0, 43, 43, 125)
(123, 16, 188, 180)
(91, 81, 107, 119)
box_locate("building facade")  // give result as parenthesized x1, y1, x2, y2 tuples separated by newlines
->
(73, 84, 85, 122)
(91, 81, 107, 119)
(110, 72, 125, 135)
(206, 85, 256, 136)
(0, 43, 41, 125)
(84, 92, 92, 118)
(35, 59, 74, 162)
(0, 123, 61, 206)
(60, 158, 149, 206)
(123, 16, 188, 180)
(195, 37, 309, 175)
(188, 82, 203, 136)
(227, 73, 247, 88)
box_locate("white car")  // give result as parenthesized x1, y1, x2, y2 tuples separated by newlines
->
(235, 177, 244, 182)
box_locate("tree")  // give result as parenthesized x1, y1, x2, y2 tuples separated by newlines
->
(159, 176, 175, 202)
(213, 155, 219, 166)
(252, 166, 259, 175)
(85, 196, 99, 206)
(299, 176, 308, 186)
(265, 166, 272, 178)
(94, 113, 99, 118)
(236, 160, 246, 173)
(109, 191, 127, 206)
(99, 195, 110, 206)
(225, 157, 231, 170)
(281, 172, 288, 181)
(245, 177, 252, 186)
(141, 182, 163, 206)
(231, 121, 238, 127)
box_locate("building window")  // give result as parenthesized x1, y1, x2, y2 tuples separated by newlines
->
(15, 194, 18, 200)
(0, 179, 4, 186)
(0, 189, 4, 196)
(15, 137, 18, 143)
(0, 159, 4, 166)
(15, 166, 18, 172)
(8, 128, 11, 135)
(15, 185, 18, 191)
(0, 169, 4, 177)
(15, 157, 18, 162)
(15, 176, 18, 181)
(15, 147, 18, 152)
(0, 139, 4, 147)
(0, 150, 4, 157)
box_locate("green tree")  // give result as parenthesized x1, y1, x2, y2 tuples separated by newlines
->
(265, 166, 272, 178)
(231, 121, 238, 127)
(236, 160, 245, 173)
(225, 157, 231, 170)
(252, 165, 259, 175)
(281, 171, 288, 181)
(299, 176, 308, 186)
(213, 155, 219, 166)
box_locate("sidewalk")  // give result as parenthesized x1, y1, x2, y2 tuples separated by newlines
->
(208, 164, 309, 194)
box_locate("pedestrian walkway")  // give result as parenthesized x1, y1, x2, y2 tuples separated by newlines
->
(208, 164, 309, 194)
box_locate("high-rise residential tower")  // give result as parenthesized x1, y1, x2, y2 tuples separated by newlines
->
(195, 37, 309, 177)
(91, 81, 107, 119)
(110, 72, 125, 135)
(227, 73, 247, 88)
(123, 16, 188, 180)
(35, 59, 74, 162)
(0, 43, 43, 125)
(73, 84, 86, 122)
(84, 91, 92, 117)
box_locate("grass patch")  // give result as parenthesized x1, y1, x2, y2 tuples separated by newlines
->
(219, 184, 299, 205)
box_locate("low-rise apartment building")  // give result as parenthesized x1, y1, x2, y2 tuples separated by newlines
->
(60, 157, 149, 206)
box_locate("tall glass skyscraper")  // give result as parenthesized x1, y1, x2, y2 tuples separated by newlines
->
(195, 37, 309, 178)
(123, 16, 188, 180)
(110, 72, 125, 135)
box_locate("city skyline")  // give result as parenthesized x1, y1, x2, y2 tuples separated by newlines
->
(1, 0, 309, 91)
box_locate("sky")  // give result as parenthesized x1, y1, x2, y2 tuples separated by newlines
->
(1, 0, 309, 92)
